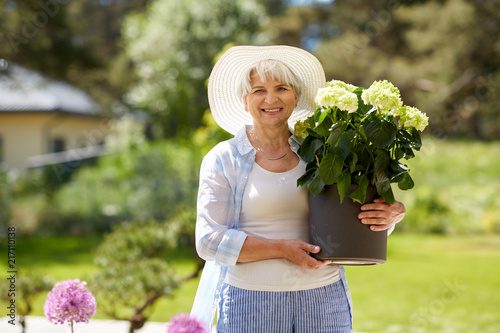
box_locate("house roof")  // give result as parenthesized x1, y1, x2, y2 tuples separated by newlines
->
(0, 61, 101, 116)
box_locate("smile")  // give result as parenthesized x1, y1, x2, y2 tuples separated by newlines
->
(262, 108, 282, 113)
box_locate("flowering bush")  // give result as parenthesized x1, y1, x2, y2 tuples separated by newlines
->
(44, 279, 96, 332)
(167, 313, 206, 333)
(295, 79, 429, 204)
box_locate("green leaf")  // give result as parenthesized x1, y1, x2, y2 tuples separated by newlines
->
(307, 170, 325, 196)
(374, 150, 391, 193)
(380, 185, 395, 204)
(297, 164, 317, 187)
(359, 101, 372, 115)
(327, 121, 347, 147)
(349, 153, 359, 174)
(389, 160, 409, 182)
(397, 129, 413, 143)
(337, 172, 351, 203)
(363, 118, 397, 149)
(354, 87, 365, 96)
(313, 107, 323, 122)
(297, 136, 323, 163)
(398, 128, 422, 150)
(404, 147, 415, 159)
(314, 111, 334, 137)
(316, 108, 331, 127)
(349, 174, 369, 204)
(338, 129, 356, 159)
(398, 173, 415, 190)
(394, 147, 405, 160)
(411, 127, 422, 150)
(318, 153, 344, 185)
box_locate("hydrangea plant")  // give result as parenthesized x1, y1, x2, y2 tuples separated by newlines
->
(294, 79, 429, 204)
(44, 279, 96, 333)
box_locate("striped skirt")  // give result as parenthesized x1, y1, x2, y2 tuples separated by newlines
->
(216, 279, 352, 333)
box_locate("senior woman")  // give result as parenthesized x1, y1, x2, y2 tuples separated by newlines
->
(191, 45, 405, 333)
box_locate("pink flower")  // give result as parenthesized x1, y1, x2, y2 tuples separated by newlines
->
(167, 313, 206, 333)
(44, 279, 96, 326)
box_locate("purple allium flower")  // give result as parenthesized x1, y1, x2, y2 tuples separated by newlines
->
(167, 313, 206, 333)
(44, 279, 96, 325)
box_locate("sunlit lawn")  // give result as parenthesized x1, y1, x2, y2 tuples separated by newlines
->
(1, 233, 499, 332)
(347, 233, 500, 332)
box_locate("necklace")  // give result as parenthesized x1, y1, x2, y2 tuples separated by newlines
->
(266, 152, 288, 160)
(249, 130, 289, 160)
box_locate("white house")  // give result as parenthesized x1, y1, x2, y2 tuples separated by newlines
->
(0, 61, 110, 173)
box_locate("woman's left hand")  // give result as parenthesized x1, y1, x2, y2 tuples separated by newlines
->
(358, 198, 406, 231)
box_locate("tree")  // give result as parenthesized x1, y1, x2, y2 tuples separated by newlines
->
(92, 220, 179, 333)
(0, 0, 152, 115)
(263, 0, 334, 51)
(314, 0, 500, 139)
(0, 0, 98, 81)
(122, 0, 268, 137)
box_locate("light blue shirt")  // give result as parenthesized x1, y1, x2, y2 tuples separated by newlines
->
(191, 125, 353, 331)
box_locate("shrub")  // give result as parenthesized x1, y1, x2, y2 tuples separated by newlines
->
(92, 220, 181, 333)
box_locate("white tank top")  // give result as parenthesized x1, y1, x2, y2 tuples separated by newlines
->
(225, 160, 339, 291)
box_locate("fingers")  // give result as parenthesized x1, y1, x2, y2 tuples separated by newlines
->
(358, 209, 389, 225)
(359, 199, 406, 230)
(308, 244, 321, 254)
(282, 240, 327, 270)
(360, 199, 388, 212)
(368, 224, 391, 231)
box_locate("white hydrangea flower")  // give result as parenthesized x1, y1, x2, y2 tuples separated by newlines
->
(399, 106, 429, 131)
(315, 84, 358, 113)
(326, 80, 358, 92)
(362, 80, 402, 115)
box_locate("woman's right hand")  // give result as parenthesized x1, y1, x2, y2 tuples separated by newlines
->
(238, 236, 330, 269)
(279, 239, 331, 269)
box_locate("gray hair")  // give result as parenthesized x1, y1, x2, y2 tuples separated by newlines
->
(237, 59, 302, 101)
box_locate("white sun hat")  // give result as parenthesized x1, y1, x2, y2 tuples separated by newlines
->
(208, 45, 326, 135)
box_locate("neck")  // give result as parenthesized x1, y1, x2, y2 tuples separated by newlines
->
(248, 125, 291, 160)
(250, 125, 290, 149)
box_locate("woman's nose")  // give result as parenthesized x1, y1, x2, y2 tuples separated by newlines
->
(265, 92, 278, 104)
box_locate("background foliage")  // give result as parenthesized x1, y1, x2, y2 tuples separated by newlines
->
(2, 0, 499, 139)
(0, 0, 499, 330)
(314, 0, 500, 140)
(122, 0, 268, 137)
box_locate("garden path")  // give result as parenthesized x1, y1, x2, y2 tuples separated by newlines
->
(1, 316, 370, 332)
(0, 316, 168, 333)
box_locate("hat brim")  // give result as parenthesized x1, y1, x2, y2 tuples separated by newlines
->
(208, 45, 326, 135)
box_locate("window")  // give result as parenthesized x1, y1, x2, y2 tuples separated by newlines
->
(52, 138, 66, 153)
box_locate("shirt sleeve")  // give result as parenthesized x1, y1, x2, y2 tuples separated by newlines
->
(195, 153, 247, 267)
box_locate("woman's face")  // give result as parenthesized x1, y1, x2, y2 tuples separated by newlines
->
(244, 73, 299, 131)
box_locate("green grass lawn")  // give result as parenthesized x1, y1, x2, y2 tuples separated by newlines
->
(0, 235, 199, 322)
(393, 138, 500, 234)
(1, 233, 499, 332)
(347, 233, 500, 333)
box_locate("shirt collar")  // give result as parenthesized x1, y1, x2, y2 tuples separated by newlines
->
(235, 125, 255, 157)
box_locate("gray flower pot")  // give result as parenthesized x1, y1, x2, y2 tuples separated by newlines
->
(309, 184, 387, 265)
